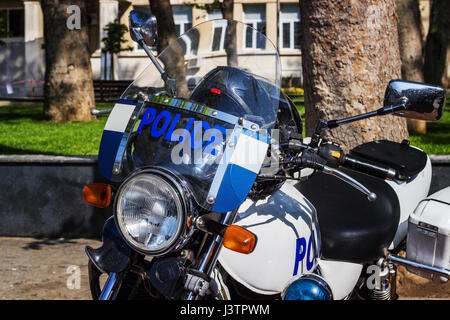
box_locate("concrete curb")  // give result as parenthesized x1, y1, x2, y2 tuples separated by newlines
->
(1, 154, 449, 163)
(0, 154, 448, 238)
(0, 155, 97, 164)
(429, 155, 450, 164)
(0, 156, 113, 239)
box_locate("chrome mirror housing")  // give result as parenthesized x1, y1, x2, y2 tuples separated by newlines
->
(129, 10, 158, 47)
(384, 80, 445, 121)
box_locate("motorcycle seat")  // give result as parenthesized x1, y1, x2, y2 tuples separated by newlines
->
(296, 168, 400, 263)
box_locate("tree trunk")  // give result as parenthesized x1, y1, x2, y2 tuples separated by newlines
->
(423, 0, 450, 87)
(149, 0, 188, 97)
(149, 0, 177, 55)
(222, 0, 238, 67)
(396, 0, 426, 134)
(41, 0, 95, 123)
(299, 0, 409, 151)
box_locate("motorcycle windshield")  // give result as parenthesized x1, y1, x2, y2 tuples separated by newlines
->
(98, 19, 281, 213)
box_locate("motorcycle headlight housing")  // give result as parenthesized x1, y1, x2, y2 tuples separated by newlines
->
(114, 171, 188, 256)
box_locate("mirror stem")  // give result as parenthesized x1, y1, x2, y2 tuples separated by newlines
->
(310, 98, 408, 148)
(325, 98, 408, 130)
(131, 28, 176, 96)
(132, 28, 164, 74)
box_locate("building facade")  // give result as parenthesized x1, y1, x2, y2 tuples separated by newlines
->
(0, 0, 302, 98)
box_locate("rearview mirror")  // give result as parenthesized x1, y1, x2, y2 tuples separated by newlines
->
(129, 10, 158, 47)
(384, 80, 445, 121)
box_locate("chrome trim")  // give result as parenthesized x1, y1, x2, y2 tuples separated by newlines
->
(91, 108, 113, 115)
(384, 80, 445, 121)
(387, 254, 450, 279)
(114, 168, 195, 257)
(186, 209, 239, 300)
(387, 168, 397, 180)
(147, 95, 260, 132)
(111, 101, 145, 178)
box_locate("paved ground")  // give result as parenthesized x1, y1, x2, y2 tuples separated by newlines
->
(0, 237, 448, 300)
(0, 237, 99, 300)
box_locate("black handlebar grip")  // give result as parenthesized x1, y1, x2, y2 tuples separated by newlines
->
(343, 155, 397, 180)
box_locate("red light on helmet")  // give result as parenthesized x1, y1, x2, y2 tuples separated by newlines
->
(210, 87, 221, 95)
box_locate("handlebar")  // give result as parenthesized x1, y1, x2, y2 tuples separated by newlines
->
(288, 139, 399, 182)
(91, 108, 113, 115)
(284, 138, 402, 202)
(342, 154, 398, 181)
(294, 151, 377, 201)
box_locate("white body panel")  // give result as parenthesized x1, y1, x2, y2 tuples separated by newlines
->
(218, 181, 320, 295)
(218, 142, 433, 299)
(317, 259, 363, 300)
(387, 156, 432, 249)
(300, 139, 432, 249)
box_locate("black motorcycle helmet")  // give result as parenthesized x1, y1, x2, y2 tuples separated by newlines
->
(190, 66, 301, 136)
(190, 66, 302, 199)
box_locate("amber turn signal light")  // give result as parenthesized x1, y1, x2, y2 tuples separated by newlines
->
(82, 183, 111, 208)
(223, 225, 256, 254)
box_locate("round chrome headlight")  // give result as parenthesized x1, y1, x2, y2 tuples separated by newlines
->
(114, 171, 187, 256)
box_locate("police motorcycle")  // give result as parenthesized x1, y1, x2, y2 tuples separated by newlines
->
(83, 11, 450, 300)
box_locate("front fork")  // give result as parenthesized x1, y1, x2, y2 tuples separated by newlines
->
(95, 209, 239, 300)
(99, 272, 125, 300)
(87, 260, 124, 300)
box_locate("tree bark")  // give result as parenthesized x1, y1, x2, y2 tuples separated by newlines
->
(149, 0, 188, 97)
(299, 0, 408, 151)
(423, 0, 450, 87)
(396, 0, 426, 134)
(222, 0, 238, 67)
(41, 0, 95, 123)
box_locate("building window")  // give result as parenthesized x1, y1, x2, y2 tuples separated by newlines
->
(173, 5, 192, 37)
(173, 5, 193, 55)
(243, 4, 266, 50)
(279, 4, 301, 51)
(0, 9, 25, 39)
(207, 10, 226, 52)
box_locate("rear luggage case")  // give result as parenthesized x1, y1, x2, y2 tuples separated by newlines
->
(406, 187, 450, 282)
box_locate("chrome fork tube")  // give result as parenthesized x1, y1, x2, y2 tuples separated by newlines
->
(98, 272, 123, 300)
(186, 209, 239, 300)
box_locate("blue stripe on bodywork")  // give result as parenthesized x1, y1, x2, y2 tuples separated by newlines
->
(212, 163, 257, 213)
(98, 99, 137, 180)
(98, 130, 124, 180)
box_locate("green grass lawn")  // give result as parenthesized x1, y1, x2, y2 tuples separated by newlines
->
(0, 98, 448, 155)
(408, 105, 450, 154)
(0, 103, 112, 155)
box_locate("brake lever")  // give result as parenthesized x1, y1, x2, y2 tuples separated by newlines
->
(321, 165, 377, 202)
(277, 140, 377, 201)
(258, 161, 377, 202)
